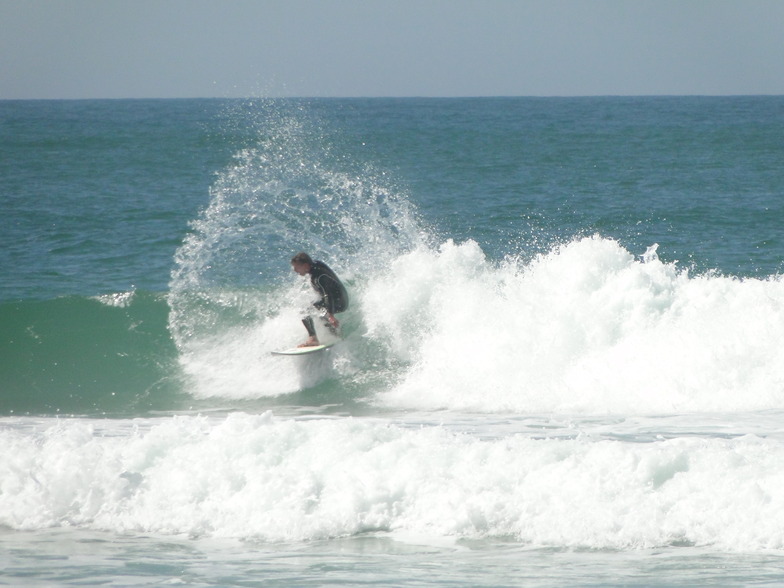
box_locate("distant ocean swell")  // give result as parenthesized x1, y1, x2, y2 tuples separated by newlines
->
(3, 412, 784, 551)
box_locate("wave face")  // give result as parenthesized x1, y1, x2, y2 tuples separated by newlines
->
(0, 291, 179, 415)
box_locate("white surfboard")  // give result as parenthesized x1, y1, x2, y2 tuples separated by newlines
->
(271, 341, 338, 356)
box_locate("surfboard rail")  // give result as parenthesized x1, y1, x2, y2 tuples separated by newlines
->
(271, 341, 338, 356)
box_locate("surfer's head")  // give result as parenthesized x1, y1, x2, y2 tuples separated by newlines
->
(291, 252, 313, 276)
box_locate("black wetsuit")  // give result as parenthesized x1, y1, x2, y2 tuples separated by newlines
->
(302, 260, 348, 337)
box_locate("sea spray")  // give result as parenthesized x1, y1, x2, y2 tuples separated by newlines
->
(168, 101, 423, 398)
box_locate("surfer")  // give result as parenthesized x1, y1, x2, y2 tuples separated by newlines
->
(291, 252, 349, 347)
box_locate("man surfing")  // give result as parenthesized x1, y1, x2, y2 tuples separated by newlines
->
(291, 252, 349, 347)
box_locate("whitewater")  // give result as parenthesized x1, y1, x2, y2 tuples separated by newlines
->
(2, 97, 784, 586)
(5, 234, 784, 552)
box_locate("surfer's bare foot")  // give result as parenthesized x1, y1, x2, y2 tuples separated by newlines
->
(298, 337, 320, 347)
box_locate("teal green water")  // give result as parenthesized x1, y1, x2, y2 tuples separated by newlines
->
(1, 99, 233, 301)
(0, 292, 177, 414)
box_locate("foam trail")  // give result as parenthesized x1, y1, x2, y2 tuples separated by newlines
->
(363, 236, 784, 414)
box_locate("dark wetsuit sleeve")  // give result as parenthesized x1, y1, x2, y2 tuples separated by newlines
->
(312, 274, 336, 313)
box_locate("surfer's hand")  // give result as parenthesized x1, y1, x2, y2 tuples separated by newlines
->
(327, 314, 339, 329)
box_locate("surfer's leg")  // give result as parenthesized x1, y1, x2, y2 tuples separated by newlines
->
(302, 316, 317, 337)
(300, 316, 319, 346)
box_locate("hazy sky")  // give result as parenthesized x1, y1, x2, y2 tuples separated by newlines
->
(2, 0, 783, 99)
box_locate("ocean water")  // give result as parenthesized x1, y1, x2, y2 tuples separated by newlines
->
(1, 96, 784, 586)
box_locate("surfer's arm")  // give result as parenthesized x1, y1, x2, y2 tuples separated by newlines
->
(312, 274, 336, 313)
(325, 312, 339, 329)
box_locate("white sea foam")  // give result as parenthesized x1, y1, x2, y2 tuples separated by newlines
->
(173, 283, 339, 398)
(170, 234, 784, 413)
(2, 413, 784, 551)
(363, 236, 784, 414)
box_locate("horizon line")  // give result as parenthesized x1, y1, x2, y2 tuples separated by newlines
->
(3, 93, 784, 101)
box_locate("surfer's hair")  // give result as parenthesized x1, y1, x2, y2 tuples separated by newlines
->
(291, 252, 313, 265)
